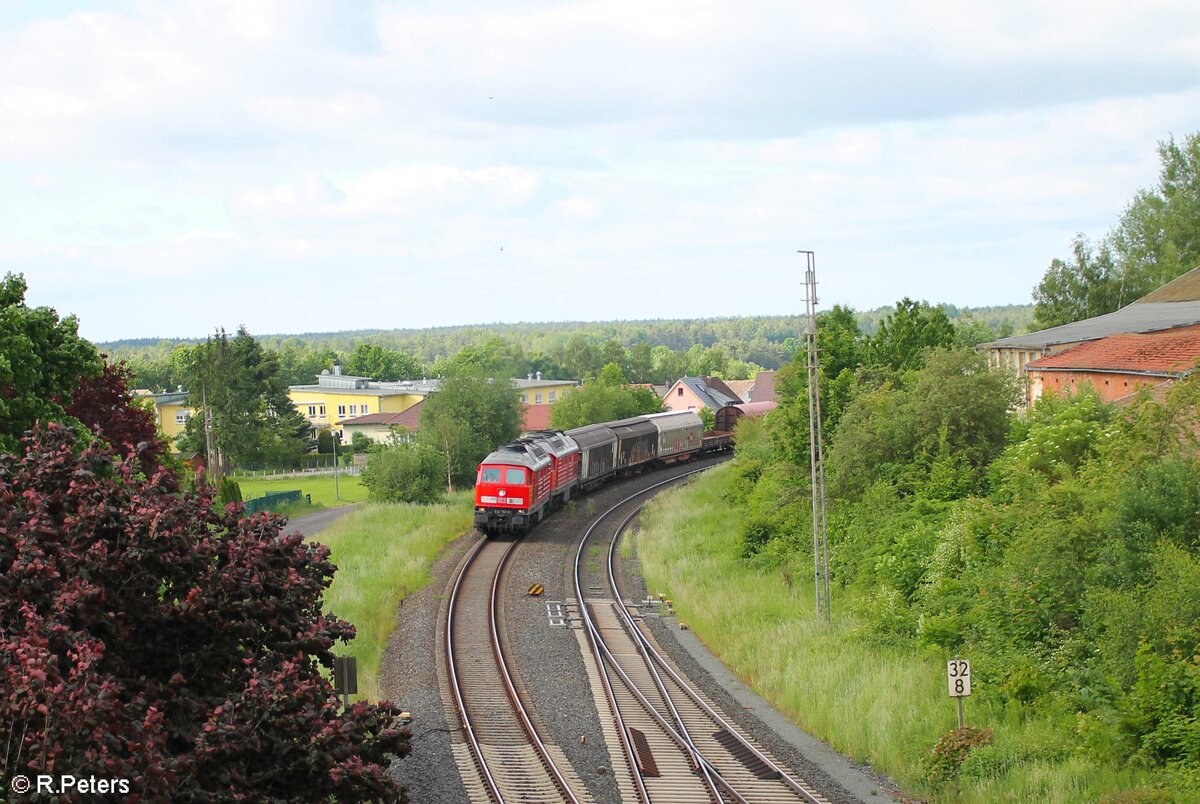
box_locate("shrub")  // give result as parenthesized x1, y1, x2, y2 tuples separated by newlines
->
(0, 424, 410, 800)
(927, 724, 994, 783)
(361, 443, 443, 504)
(217, 475, 243, 504)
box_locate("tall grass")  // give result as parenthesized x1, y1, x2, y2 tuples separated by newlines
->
(314, 493, 473, 700)
(636, 465, 1169, 802)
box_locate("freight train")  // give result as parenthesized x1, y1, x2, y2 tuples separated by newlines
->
(473, 410, 732, 535)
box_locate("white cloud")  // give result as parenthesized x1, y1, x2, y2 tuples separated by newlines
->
(1, 1, 1198, 340)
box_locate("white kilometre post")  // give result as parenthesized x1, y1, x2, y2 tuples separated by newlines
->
(948, 656, 972, 728)
(801, 250, 831, 621)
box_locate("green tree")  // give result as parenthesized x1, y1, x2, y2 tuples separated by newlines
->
(360, 442, 443, 503)
(650, 345, 688, 385)
(549, 369, 664, 430)
(827, 349, 1017, 499)
(867, 298, 956, 372)
(627, 342, 655, 383)
(178, 327, 310, 471)
(600, 339, 628, 375)
(0, 273, 102, 451)
(767, 305, 867, 462)
(277, 345, 340, 386)
(1110, 132, 1200, 294)
(597, 362, 627, 386)
(558, 334, 602, 380)
(1032, 235, 1124, 329)
(1033, 132, 1200, 329)
(417, 367, 521, 491)
(344, 343, 423, 381)
(432, 337, 521, 379)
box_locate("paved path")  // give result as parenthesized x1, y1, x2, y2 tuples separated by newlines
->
(287, 504, 362, 537)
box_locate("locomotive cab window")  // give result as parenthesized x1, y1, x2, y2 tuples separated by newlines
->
(481, 467, 502, 483)
(505, 468, 527, 484)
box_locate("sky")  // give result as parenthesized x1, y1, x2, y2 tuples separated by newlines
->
(3, 1, 1199, 343)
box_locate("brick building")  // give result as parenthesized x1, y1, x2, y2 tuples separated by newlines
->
(1024, 329, 1200, 406)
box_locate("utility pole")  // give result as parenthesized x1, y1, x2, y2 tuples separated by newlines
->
(801, 250, 831, 621)
(332, 428, 341, 501)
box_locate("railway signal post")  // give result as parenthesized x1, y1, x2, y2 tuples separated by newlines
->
(801, 249, 831, 622)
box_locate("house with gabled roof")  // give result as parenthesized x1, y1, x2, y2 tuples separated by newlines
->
(662, 376, 743, 413)
(338, 401, 426, 444)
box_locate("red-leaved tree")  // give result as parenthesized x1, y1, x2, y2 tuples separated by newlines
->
(0, 424, 410, 801)
(63, 358, 168, 472)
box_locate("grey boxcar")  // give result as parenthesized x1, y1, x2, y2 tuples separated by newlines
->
(565, 423, 618, 486)
(607, 416, 659, 470)
(643, 410, 703, 460)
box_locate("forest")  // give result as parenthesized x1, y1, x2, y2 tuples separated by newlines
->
(103, 304, 1032, 391)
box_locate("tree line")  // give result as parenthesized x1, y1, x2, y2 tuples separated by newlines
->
(108, 303, 1033, 394)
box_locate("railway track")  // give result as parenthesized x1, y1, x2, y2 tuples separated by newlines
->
(445, 535, 589, 804)
(573, 471, 830, 804)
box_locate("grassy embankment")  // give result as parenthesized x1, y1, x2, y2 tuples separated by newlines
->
(311, 491, 474, 700)
(635, 465, 1164, 803)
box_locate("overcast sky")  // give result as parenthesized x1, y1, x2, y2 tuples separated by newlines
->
(4, 1, 1199, 343)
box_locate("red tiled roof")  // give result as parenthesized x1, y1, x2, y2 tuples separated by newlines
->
(752, 371, 777, 403)
(521, 403, 554, 432)
(341, 400, 424, 430)
(1025, 331, 1200, 375)
(724, 379, 755, 401)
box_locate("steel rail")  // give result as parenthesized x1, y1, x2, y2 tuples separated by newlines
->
(445, 535, 581, 804)
(607, 507, 828, 804)
(489, 537, 582, 804)
(446, 537, 504, 803)
(573, 467, 732, 804)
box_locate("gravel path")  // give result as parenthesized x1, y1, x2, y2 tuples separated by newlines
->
(286, 503, 362, 538)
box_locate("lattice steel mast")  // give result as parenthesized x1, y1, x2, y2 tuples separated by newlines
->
(801, 251, 831, 620)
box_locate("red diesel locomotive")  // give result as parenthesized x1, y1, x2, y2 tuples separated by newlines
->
(473, 410, 729, 535)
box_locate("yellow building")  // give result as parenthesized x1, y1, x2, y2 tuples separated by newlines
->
(134, 389, 192, 450)
(287, 368, 435, 440)
(514, 375, 578, 406)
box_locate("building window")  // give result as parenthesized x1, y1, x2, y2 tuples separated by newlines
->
(319, 405, 326, 416)
(308, 405, 316, 417)
(361, 403, 368, 414)
(350, 405, 357, 415)
(338, 405, 346, 416)
(688, 405, 695, 411)
(521, 393, 528, 403)
(535, 392, 543, 404)
(549, 390, 556, 402)
(677, 387, 684, 396)
(175, 411, 188, 424)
